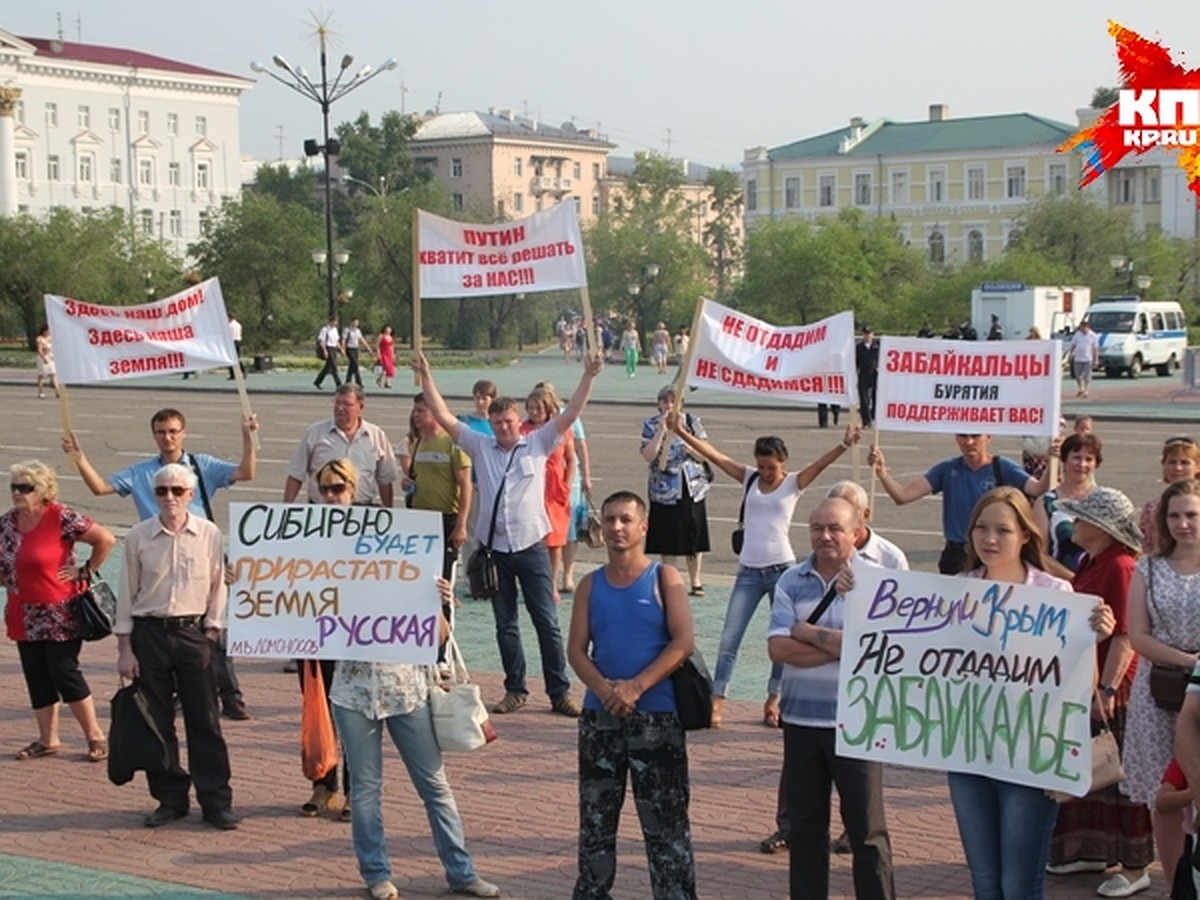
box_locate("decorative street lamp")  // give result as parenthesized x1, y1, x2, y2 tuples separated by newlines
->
(1109, 255, 1153, 295)
(252, 22, 396, 319)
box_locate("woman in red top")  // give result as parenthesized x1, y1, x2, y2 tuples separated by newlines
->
(1, 460, 114, 761)
(524, 385, 574, 602)
(1046, 487, 1154, 897)
(374, 324, 396, 389)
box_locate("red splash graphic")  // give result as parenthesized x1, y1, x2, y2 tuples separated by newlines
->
(1059, 20, 1200, 201)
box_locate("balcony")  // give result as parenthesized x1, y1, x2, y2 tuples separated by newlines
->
(531, 175, 557, 194)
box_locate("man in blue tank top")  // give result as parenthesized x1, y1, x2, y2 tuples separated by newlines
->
(566, 490, 698, 899)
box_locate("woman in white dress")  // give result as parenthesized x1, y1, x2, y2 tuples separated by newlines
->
(35, 325, 58, 400)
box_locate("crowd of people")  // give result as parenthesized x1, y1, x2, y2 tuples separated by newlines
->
(4, 345, 1200, 900)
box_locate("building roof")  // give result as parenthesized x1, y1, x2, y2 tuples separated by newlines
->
(767, 113, 1076, 160)
(606, 155, 715, 183)
(413, 109, 614, 147)
(16, 35, 246, 81)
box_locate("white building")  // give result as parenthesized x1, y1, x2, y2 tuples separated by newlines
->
(0, 28, 251, 253)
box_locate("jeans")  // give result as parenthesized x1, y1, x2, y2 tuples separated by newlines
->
(492, 542, 572, 700)
(948, 771, 1058, 900)
(712, 564, 787, 697)
(333, 701, 479, 891)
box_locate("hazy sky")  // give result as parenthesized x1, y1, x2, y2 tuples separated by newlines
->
(2, 1, 1196, 169)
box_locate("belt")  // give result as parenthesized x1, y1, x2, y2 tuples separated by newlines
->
(944, 541, 967, 550)
(133, 615, 203, 630)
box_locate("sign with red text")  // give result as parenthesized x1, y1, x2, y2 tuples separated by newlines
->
(226, 503, 443, 663)
(1059, 21, 1200, 203)
(836, 559, 1099, 796)
(45, 278, 236, 382)
(684, 301, 857, 405)
(417, 202, 587, 297)
(875, 337, 1061, 436)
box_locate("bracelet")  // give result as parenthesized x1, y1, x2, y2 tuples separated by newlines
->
(840, 439, 852, 450)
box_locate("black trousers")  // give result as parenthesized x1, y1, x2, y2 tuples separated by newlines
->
(315, 350, 341, 387)
(131, 620, 232, 815)
(344, 347, 363, 386)
(858, 373, 878, 427)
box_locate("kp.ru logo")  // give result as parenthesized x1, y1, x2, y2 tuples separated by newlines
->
(1060, 21, 1200, 202)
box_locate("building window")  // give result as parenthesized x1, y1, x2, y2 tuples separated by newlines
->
(452, 192, 464, 211)
(967, 229, 984, 263)
(819, 174, 835, 207)
(168, 162, 181, 186)
(47, 155, 61, 181)
(592, 193, 600, 215)
(138, 159, 153, 186)
(451, 158, 463, 178)
(196, 161, 210, 190)
(15, 150, 29, 180)
(108, 107, 120, 131)
(45, 102, 58, 127)
(967, 167, 985, 201)
(14, 100, 24, 124)
(195, 116, 207, 136)
(78, 154, 93, 183)
(77, 105, 90, 129)
(746, 178, 757, 212)
(138, 110, 150, 134)
(593, 162, 601, 180)
(514, 192, 523, 213)
(110, 158, 122, 183)
(513, 157, 522, 177)
(169, 209, 182, 236)
(166, 113, 178, 137)
(1147, 170, 1161, 203)
(1005, 164, 1026, 199)
(138, 209, 153, 233)
(1048, 162, 1067, 196)
(854, 172, 872, 206)
(573, 161, 582, 180)
(784, 176, 800, 209)
(573, 196, 582, 213)
(928, 229, 945, 264)
(890, 170, 908, 204)
(928, 168, 946, 203)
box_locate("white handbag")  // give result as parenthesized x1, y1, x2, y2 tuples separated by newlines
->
(428, 635, 494, 752)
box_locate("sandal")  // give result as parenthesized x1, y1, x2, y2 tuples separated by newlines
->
(689, 584, 705, 597)
(560, 583, 575, 594)
(15, 740, 59, 760)
(87, 739, 109, 762)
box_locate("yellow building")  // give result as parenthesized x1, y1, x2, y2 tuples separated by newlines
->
(742, 105, 1082, 265)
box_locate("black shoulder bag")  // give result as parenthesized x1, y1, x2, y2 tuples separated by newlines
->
(730, 471, 761, 555)
(466, 447, 518, 599)
(657, 563, 713, 730)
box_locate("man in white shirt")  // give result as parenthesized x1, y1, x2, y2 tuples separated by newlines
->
(1069, 320, 1100, 398)
(343, 317, 371, 387)
(314, 316, 342, 390)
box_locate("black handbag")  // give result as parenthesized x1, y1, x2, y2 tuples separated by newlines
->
(73, 575, 116, 642)
(466, 447, 517, 600)
(107, 680, 171, 786)
(730, 472, 761, 556)
(1146, 558, 1193, 712)
(657, 565, 713, 730)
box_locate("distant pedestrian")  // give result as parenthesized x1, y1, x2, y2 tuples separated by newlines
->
(226, 314, 244, 380)
(343, 318, 371, 387)
(35, 325, 59, 399)
(987, 314, 1004, 340)
(314, 316, 342, 389)
(856, 326, 879, 428)
(1070, 320, 1100, 398)
(620, 322, 641, 378)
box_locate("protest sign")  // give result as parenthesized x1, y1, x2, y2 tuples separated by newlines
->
(44, 278, 237, 383)
(416, 202, 587, 298)
(226, 503, 444, 664)
(874, 337, 1062, 436)
(836, 558, 1098, 796)
(684, 301, 858, 405)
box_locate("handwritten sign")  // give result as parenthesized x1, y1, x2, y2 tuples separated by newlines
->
(874, 336, 1062, 437)
(684, 301, 857, 405)
(44, 278, 236, 383)
(836, 559, 1098, 796)
(226, 503, 443, 664)
(417, 202, 587, 297)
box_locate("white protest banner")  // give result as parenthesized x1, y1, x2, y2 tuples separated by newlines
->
(417, 202, 587, 297)
(836, 558, 1099, 796)
(684, 301, 858, 405)
(226, 503, 443, 664)
(44, 278, 236, 383)
(875, 337, 1061, 436)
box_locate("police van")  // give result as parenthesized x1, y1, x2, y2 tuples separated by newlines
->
(1081, 296, 1188, 378)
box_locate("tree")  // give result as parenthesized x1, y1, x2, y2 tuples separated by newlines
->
(334, 110, 429, 195)
(703, 168, 743, 299)
(249, 163, 321, 212)
(188, 194, 325, 352)
(1006, 193, 1135, 286)
(1091, 86, 1120, 109)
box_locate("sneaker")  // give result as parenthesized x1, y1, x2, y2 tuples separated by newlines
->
(550, 694, 581, 717)
(492, 692, 528, 714)
(759, 829, 788, 854)
(452, 879, 501, 897)
(368, 880, 400, 900)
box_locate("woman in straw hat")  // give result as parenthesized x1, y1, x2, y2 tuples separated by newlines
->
(1045, 487, 1153, 897)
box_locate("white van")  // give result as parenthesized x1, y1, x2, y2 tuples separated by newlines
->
(1082, 296, 1189, 378)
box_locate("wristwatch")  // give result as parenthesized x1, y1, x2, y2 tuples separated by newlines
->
(1099, 684, 1117, 697)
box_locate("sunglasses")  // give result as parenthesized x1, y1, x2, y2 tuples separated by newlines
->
(10, 483, 36, 494)
(1164, 436, 1197, 448)
(318, 482, 349, 495)
(154, 485, 189, 497)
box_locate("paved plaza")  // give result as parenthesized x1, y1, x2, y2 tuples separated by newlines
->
(0, 355, 1194, 898)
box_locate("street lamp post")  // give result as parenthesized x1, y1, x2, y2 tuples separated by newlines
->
(1109, 255, 1153, 295)
(625, 262, 660, 334)
(252, 24, 396, 319)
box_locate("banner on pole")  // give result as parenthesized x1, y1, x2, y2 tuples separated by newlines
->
(836, 559, 1098, 796)
(417, 202, 587, 298)
(684, 301, 857, 405)
(44, 278, 236, 383)
(226, 503, 443, 664)
(874, 337, 1062, 437)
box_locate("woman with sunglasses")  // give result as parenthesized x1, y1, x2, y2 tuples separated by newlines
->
(666, 415, 861, 726)
(322, 458, 500, 899)
(2, 460, 115, 761)
(1138, 436, 1199, 556)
